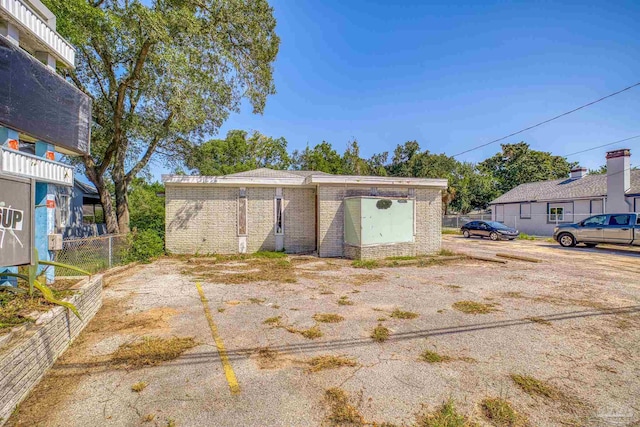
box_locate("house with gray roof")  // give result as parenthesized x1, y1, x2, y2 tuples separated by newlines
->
(489, 149, 640, 236)
(163, 168, 447, 260)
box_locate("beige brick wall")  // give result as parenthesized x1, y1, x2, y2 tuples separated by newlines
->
(283, 188, 316, 253)
(165, 185, 237, 255)
(0, 276, 103, 425)
(246, 187, 276, 253)
(345, 242, 416, 260)
(166, 185, 317, 255)
(318, 186, 442, 258)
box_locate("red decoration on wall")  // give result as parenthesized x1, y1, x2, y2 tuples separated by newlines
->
(46, 200, 56, 209)
(7, 139, 18, 150)
(45, 151, 55, 160)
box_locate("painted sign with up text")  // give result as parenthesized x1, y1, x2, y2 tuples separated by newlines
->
(0, 175, 33, 267)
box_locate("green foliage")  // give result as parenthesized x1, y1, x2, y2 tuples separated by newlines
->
(417, 399, 475, 427)
(1, 249, 90, 319)
(517, 233, 536, 240)
(478, 142, 577, 195)
(351, 260, 379, 269)
(125, 230, 165, 263)
(291, 142, 346, 174)
(128, 178, 165, 237)
(185, 130, 290, 175)
(44, 0, 280, 233)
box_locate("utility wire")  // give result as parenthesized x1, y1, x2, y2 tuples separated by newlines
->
(452, 82, 640, 158)
(562, 135, 640, 158)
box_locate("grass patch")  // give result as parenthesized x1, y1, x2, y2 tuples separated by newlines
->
(517, 233, 536, 240)
(313, 313, 344, 323)
(390, 308, 419, 319)
(480, 398, 527, 426)
(419, 350, 452, 363)
(510, 374, 560, 399)
(441, 228, 461, 235)
(253, 250, 288, 258)
(307, 355, 357, 372)
(371, 324, 390, 342)
(452, 301, 497, 314)
(377, 317, 387, 321)
(0, 286, 76, 330)
(263, 316, 282, 326)
(351, 260, 379, 269)
(417, 398, 476, 427)
(337, 296, 354, 306)
(143, 414, 155, 422)
(438, 248, 457, 256)
(217, 307, 226, 313)
(111, 336, 197, 368)
(324, 388, 365, 426)
(248, 297, 265, 304)
(286, 325, 323, 339)
(386, 255, 416, 261)
(131, 382, 147, 393)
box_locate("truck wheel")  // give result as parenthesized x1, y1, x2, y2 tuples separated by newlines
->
(558, 233, 576, 247)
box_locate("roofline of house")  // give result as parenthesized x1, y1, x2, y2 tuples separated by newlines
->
(489, 195, 611, 205)
(307, 175, 448, 188)
(162, 174, 449, 189)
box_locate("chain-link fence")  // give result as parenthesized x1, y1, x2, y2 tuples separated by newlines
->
(54, 234, 130, 276)
(442, 213, 492, 228)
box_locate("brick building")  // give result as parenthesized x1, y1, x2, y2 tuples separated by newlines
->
(163, 169, 446, 260)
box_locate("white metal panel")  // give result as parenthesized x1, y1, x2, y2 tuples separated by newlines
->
(0, 0, 75, 67)
(0, 146, 73, 186)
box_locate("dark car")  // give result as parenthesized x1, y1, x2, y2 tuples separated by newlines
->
(461, 221, 519, 241)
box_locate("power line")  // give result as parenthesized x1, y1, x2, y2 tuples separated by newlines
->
(452, 82, 640, 158)
(562, 134, 640, 158)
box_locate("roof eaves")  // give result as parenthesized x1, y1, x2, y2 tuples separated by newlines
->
(307, 175, 448, 188)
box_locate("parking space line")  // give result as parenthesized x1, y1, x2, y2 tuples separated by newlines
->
(196, 282, 241, 395)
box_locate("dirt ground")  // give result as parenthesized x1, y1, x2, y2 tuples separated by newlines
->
(6, 236, 640, 427)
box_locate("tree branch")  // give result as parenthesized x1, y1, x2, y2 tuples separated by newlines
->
(125, 111, 174, 183)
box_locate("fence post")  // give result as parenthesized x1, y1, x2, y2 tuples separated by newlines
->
(108, 236, 113, 268)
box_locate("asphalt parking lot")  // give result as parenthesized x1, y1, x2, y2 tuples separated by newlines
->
(8, 236, 640, 427)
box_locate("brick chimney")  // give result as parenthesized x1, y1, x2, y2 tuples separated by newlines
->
(605, 149, 632, 213)
(570, 166, 587, 179)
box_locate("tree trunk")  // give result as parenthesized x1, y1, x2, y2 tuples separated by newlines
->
(84, 165, 118, 234)
(112, 157, 131, 234)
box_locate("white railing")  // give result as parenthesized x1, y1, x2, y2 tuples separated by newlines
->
(0, 0, 75, 68)
(0, 146, 74, 186)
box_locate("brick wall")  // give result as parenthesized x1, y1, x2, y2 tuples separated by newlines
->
(283, 188, 316, 253)
(166, 185, 317, 255)
(246, 187, 276, 253)
(318, 186, 442, 258)
(0, 276, 103, 425)
(345, 242, 416, 260)
(165, 185, 237, 254)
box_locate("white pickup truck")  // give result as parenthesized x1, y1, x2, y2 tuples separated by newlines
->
(553, 213, 640, 248)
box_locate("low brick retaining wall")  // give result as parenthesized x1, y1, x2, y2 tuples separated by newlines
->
(0, 275, 103, 425)
(345, 242, 416, 260)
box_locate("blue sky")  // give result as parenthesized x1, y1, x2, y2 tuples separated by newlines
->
(151, 0, 640, 178)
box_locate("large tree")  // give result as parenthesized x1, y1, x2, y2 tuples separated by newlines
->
(184, 130, 290, 175)
(291, 142, 345, 174)
(479, 142, 577, 194)
(45, 0, 280, 233)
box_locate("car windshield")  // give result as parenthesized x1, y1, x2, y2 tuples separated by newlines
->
(485, 221, 511, 230)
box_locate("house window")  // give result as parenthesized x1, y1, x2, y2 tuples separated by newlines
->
(520, 203, 531, 219)
(238, 191, 247, 236)
(549, 207, 564, 222)
(274, 196, 283, 235)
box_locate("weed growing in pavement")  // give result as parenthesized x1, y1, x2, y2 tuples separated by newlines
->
(307, 355, 357, 372)
(390, 308, 419, 319)
(131, 382, 148, 393)
(338, 296, 354, 306)
(510, 374, 560, 399)
(452, 301, 497, 314)
(263, 316, 282, 326)
(419, 350, 452, 363)
(417, 398, 476, 427)
(352, 260, 379, 269)
(480, 397, 527, 426)
(313, 313, 344, 323)
(111, 337, 197, 368)
(324, 388, 365, 426)
(371, 324, 390, 342)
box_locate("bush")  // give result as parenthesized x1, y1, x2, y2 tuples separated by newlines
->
(125, 229, 165, 263)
